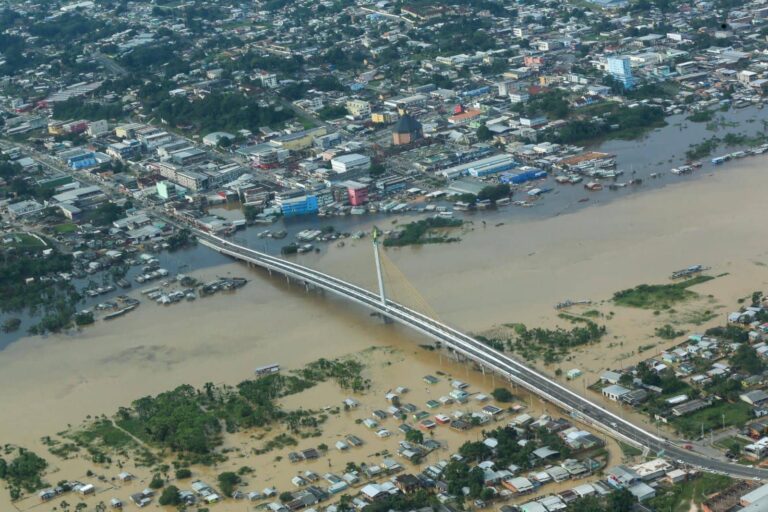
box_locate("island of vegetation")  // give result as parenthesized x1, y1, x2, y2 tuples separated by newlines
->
(384, 217, 464, 247)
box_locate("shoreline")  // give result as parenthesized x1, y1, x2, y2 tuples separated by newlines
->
(2, 152, 768, 506)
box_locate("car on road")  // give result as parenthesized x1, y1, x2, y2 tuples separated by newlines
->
(684, 444, 694, 450)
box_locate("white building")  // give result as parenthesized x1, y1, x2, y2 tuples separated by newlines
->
(346, 99, 371, 117)
(87, 119, 109, 137)
(331, 153, 371, 174)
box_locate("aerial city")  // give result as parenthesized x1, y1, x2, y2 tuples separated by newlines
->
(8, 0, 768, 511)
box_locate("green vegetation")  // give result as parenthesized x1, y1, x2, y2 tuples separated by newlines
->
(2, 317, 21, 333)
(405, 430, 424, 444)
(491, 320, 606, 364)
(254, 433, 298, 455)
(476, 125, 493, 141)
(613, 276, 714, 309)
(619, 442, 643, 457)
(218, 471, 240, 497)
(491, 387, 515, 402)
(648, 474, 733, 512)
(74, 311, 94, 326)
(52, 98, 124, 121)
(672, 400, 752, 437)
(477, 183, 511, 203)
(317, 105, 348, 120)
(159, 485, 181, 506)
(686, 131, 768, 160)
(243, 204, 259, 223)
(166, 228, 194, 251)
(686, 138, 719, 160)
(687, 110, 715, 123)
(154, 93, 293, 133)
(383, 217, 463, 247)
(730, 343, 765, 374)
(0, 235, 83, 334)
(706, 324, 749, 343)
(655, 324, 684, 340)
(175, 468, 192, 479)
(86, 202, 126, 226)
(544, 105, 666, 144)
(62, 418, 157, 467)
(149, 474, 165, 489)
(114, 357, 367, 459)
(713, 436, 750, 453)
(53, 223, 78, 234)
(0, 448, 48, 499)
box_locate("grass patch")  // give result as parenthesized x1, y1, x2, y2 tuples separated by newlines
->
(0, 232, 46, 249)
(53, 223, 78, 234)
(71, 419, 135, 449)
(613, 276, 714, 309)
(672, 401, 752, 438)
(676, 309, 718, 326)
(648, 473, 733, 512)
(619, 442, 643, 457)
(713, 436, 750, 452)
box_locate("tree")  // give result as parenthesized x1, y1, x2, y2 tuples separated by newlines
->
(370, 162, 386, 177)
(149, 474, 164, 489)
(159, 485, 181, 506)
(89, 202, 125, 226)
(280, 491, 294, 503)
(458, 440, 492, 461)
(491, 387, 514, 403)
(175, 468, 192, 479)
(476, 125, 492, 141)
(217, 471, 240, 497)
(477, 184, 510, 203)
(609, 488, 635, 512)
(74, 311, 94, 326)
(243, 205, 259, 223)
(405, 430, 424, 444)
(731, 344, 765, 375)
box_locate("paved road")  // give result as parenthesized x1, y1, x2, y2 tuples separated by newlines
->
(194, 231, 768, 480)
(91, 51, 128, 76)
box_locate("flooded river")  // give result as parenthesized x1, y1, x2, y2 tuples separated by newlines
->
(2, 119, 768, 508)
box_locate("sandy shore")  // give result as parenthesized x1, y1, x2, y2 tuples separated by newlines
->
(3, 156, 768, 507)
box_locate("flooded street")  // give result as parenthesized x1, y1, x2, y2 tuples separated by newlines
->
(5, 152, 768, 436)
(3, 138, 768, 509)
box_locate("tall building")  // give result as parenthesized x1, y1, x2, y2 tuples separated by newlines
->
(607, 56, 635, 90)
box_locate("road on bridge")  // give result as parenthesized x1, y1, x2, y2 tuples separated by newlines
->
(192, 228, 768, 481)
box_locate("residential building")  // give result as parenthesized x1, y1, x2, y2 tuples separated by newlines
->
(346, 99, 371, 117)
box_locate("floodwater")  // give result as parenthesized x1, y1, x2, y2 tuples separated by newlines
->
(3, 109, 768, 508)
(4, 105, 764, 349)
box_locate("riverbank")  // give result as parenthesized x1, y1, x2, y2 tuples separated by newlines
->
(3, 151, 768, 506)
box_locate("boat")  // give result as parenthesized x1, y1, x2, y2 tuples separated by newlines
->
(103, 303, 138, 321)
(297, 244, 314, 254)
